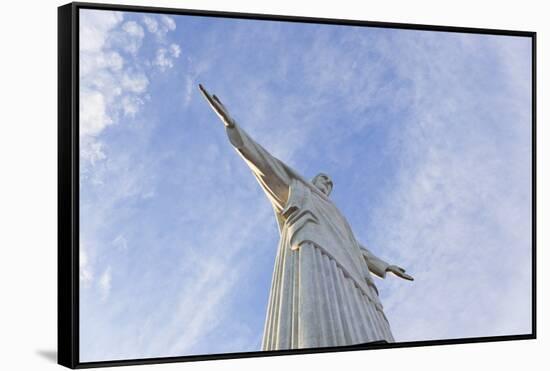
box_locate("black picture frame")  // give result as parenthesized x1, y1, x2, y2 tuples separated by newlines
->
(58, 2, 537, 368)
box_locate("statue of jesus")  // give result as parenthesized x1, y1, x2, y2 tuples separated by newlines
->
(199, 84, 413, 351)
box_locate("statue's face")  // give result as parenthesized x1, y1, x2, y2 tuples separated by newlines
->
(313, 173, 333, 196)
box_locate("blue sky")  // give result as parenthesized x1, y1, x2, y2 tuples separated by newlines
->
(79, 9, 533, 362)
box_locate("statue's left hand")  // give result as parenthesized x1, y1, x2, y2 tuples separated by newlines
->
(386, 265, 414, 281)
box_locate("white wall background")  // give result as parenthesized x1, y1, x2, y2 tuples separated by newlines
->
(0, 0, 546, 370)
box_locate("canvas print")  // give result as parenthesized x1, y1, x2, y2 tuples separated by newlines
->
(76, 6, 533, 364)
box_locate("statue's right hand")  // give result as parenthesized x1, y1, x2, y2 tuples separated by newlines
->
(198, 84, 235, 128)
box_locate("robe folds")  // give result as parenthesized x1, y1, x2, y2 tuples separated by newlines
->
(226, 123, 395, 350)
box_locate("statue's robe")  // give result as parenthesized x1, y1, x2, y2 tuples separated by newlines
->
(226, 123, 395, 350)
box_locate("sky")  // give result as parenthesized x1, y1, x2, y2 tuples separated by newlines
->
(78, 8, 533, 362)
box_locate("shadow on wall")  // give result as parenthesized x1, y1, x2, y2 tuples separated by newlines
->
(36, 350, 57, 363)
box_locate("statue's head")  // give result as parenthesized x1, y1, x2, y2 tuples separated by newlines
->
(312, 173, 333, 196)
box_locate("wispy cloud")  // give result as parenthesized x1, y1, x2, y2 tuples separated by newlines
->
(99, 266, 112, 301)
(112, 234, 128, 250)
(356, 32, 532, 341)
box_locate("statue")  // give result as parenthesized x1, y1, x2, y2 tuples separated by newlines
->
(199, 84, 413, 350)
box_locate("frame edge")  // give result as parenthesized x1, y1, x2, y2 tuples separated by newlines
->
(58, 2, 78, 369)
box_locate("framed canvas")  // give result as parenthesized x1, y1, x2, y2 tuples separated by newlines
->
(58, 2, 536, 368)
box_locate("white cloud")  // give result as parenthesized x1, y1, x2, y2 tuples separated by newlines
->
(80, 11, 123, 53)
(170, 43, 181, 58)
(122, 20, 144, 38)
(152, 44, 181, 71)
(160, 15, 176, 31)
(121, 72, 149, 93)
(99, 266, 112, 301)
(118, 21, 145, 55)
(180, 56, 208, 108)
(182, 76, 194, 107)
(80, 50, 124, 78)
(142, 15, 158, 34)
(112, 235, 128, 250)
(141, 14, 177, 40)
(80, 90, 112, 136)
(80, 137, 107, 165)
(80, 245, 94, 286)
(79, 10, 178, 165)
(153, 48, 172, 69)
(121, 95, 144, 117)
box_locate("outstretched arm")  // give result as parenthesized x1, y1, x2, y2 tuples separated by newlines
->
(359, 244, 414, 281)
(199, 84, 291, 210)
